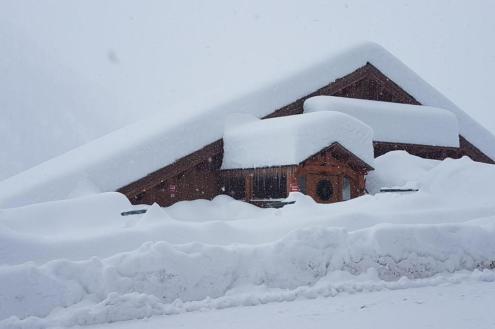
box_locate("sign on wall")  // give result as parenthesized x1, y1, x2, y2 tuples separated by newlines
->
(289, 180, 299, 192)
(169, 184, 176, 198)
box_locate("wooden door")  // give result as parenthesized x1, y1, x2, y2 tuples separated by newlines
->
(306, 173, 341, 203)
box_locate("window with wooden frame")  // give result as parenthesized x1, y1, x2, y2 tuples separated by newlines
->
(253, 173, 287, 200)
(222, 176, 246, 199)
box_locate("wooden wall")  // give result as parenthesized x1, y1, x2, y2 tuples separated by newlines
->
(126, 151, 223, 206)
(294, 151, 367, 203)
(220, 146, 369, 206)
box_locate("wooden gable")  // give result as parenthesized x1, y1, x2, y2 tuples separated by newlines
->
(294, 143, 370, 203)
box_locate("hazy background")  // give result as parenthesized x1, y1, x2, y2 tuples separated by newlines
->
(1, 0, 494, 180)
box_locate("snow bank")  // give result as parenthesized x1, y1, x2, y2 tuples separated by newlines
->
(1, 222, 495, 328)
(1, 42, 494, 208)
(366, 151, 440, 193)
(0, 193, 130, 236)
(2, 152, 495, 267)
(304, 96, 460, 147)
(166, 195, 263, 222)
(222, 112, 374, 169)
(1, 153, 495, 327)
(3, 272, 495, 329)
(367, 151, 495, 205)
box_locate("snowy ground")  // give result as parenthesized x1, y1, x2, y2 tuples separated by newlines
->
(86, 274, 495, 329)
(1, 151, 495, 328)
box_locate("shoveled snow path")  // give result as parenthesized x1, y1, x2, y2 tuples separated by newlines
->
(85, 274, 495, 329)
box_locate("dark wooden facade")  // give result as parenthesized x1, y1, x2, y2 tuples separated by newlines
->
(118, 63, 494, 207)
(220, 143, 372, 206)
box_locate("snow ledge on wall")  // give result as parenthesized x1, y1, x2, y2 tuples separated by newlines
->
(222, 112, 374, 169)
(304, 96, 460, 147)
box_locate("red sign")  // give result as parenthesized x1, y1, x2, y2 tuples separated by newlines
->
(289, 182, 299, 192)
(169, 184, 176, 193)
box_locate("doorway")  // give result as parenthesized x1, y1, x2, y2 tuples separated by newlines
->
(306, 174, 340, 203)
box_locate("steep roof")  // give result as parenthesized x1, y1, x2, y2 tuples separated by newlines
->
(304, 96, 460, 147)
(1, 42, 494, 208)
(222, 112, 374, 169)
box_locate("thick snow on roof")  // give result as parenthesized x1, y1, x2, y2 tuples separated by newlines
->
(1, 42, 494, 207)
(222, 112, 374, 169)
(4, 1, 495, 182)
(304, 96, 460, 147)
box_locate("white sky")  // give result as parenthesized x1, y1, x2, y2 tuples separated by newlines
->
(1, 0, 494, 179)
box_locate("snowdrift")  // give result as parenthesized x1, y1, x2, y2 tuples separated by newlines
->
(1, 152, 495, 328)
(1, 223, 495, 328)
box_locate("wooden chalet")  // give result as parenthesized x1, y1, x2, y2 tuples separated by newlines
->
(2, 43, 495, 209)
(219, 111, 374, 206)
(118, 63, 493, 207)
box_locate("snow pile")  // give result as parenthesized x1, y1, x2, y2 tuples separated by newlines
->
(222, 112, 374, 169)
(1, 222, 495, 328)
(366, 151, 440, 193)
(0, 193, 130, 236)
(166, 195, 263, 222)
(1, 152, 495, 328)
(1, 42, 494, 208)
(304, 96, 460, 147)
(367, 151, 495, 206)
(1, 152, 494, 266)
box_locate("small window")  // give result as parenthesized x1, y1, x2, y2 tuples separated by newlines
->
(155, 181, 167, 192)
(133, 191, 146, 203)
(297, 175, 306, 194)
(222, 177, 245, 199)
(316, 180, 333, 201)
(342, 176, 351, 201)
(253, 174, 287, 199)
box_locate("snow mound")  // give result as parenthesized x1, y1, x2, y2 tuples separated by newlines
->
(367, 151, 495, 205)
(0, 192, 130, 237)
(1, 223, 495, 328)
(166, 195, 263, 222)
(222, 111, 374, 169)
(2, 152, 495, 328)
(366, 151, 440, 193)
(304, 96, 460, 147)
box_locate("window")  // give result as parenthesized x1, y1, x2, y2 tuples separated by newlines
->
(133, 191, 146, 204)
(342, 176, 351, 201)
(222, 177, 245, 199)
(253, 174, 287, 199)
(316, 180, 333, 201)
(297, 175, 306, 194)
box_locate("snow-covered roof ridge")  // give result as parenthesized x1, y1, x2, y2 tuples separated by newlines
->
(222, 112, 374, 169)
(304, 96, 460, 147)
(1, 42, 494, 208)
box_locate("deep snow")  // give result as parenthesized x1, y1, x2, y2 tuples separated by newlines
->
(86, 275, 495, 329)
(1, 152, 495, 328)
(304, 96, 460, 147)
(2, 1, 495, 181)
(222, 111, 374, 169)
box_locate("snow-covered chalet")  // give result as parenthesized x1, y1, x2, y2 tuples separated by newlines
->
(0, 43, 494, 208)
